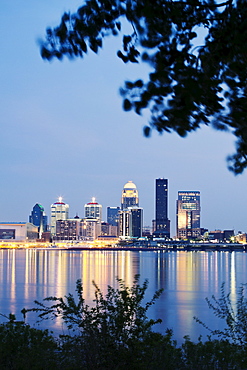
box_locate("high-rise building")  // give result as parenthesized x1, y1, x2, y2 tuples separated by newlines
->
(84, 197, 102, 222)
(107, 207, 120, 226)
(119, 207, 143, 238)
(55, 217, 81, 241)
(50, 197, 69, 236)
(176, 191, 200, 239)
(29, 203, 48, 239)
(153, 178, 170, 238)
(129, 207, 143, 238)
(121, 181, 139, 210)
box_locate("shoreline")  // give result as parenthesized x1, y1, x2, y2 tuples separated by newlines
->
(0, 242, 246, 252)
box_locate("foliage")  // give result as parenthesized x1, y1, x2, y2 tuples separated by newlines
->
(195, 282, 247, 348)
(182, 335, 246, 369)
(23, 275, 174, 368)
(40, 0, 247, 174)
(3, 279, 247, 368)
(0, 314, 58, 369)
(23, 275, 163, 337)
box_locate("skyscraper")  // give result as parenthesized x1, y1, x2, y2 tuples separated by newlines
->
(50, 197, 69, 236)
(119, 207, 143, 238)
(29, 203, 48, 239)
(107, 207, 120, 226)
(176, 191, 201, 239)
(154, 178, 170, 238)
(121, 181, 139, 210)
(129, 207, 143, 238)
(84, 197, 102, 222)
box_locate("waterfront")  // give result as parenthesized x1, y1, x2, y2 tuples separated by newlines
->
(1, 249, 247, 343)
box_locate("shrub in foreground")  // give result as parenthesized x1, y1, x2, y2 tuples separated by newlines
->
(0, 314, 57, 369)
(1, 277, 247, 369)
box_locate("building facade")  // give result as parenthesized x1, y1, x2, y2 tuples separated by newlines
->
(50, 197, 69, 236)
(55, 216, 101, 241)
(82, 218, 101, 240)
(153, 178, 170, 238)
(0, 222, 38, 241)
(107, 207, 120, 227)
(119, 207, 143, 238)
(176, 191, 201, 239)
(29, 203, 48, 239)
(55, 218, 81, 241)
(84, 197, 102, 222)
(121, 181, 139, 210)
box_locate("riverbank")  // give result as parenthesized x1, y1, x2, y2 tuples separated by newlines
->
(0, 241, 246, 252)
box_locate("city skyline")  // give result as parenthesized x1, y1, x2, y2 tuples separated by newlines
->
(1, 177, 241, 239)
(1, 1, 247, 238)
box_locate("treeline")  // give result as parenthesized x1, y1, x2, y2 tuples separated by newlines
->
(1, 277, 247, 369)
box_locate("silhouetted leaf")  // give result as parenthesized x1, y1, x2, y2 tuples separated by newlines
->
(123, 99, 132, 111)
(40, 0, 247, 173)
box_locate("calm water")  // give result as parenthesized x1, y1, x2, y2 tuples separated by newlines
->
(1, 249, 247, 343)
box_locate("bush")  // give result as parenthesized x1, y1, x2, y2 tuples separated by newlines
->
(23, 275, 183, 369)
(0, 314, 58, 369)
(2, 278, 247, 369)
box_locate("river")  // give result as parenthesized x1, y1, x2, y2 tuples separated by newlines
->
(0, 249, 247, 343)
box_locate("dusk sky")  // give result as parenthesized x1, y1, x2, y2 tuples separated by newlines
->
(1, 1, 246, 237)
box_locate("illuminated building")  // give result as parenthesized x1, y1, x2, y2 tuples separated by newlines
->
(82, 218, 101, 240)
(101, 222, 118, 237)
(119, 207, 143, 238)
(0, 222, 38, 241)
(107, 207, 120, 226)
(55, 216, 101, 241)
(119, 209, 130, 238)
(121, 181, 139, 210)
(29, 203, 48, 239)
(84, 197, 102, 222)
(153, 178, 170, 238)
(55, 217, 81, 241)
(176, 191, 200, 239)
(50, 197, 69, 236)
(130, 207, 143, 238)
(208, 229, 234, 242)
(235, 232, 246, 244)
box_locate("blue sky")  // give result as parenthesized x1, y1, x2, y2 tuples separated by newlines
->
(0, 1, 246, 237)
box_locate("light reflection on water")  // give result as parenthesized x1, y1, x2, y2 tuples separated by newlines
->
(0, 249, 247, 343)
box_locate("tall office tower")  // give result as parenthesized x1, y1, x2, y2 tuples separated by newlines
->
(50, 197, 69, 236)
(119, 207, 143, 238)
(107, 206, 120, 226)
(29, 203, 48, 239)
(84, 197, 102, 222)
(176, 191, 201, 239)
(129, 207, 143, 238)
(154, 178, 170, 238)
(121, 181, 139, 210)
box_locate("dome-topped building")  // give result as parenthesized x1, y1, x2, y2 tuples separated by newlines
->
(121, 181, 139, 210)
(123, 180, 137, 190)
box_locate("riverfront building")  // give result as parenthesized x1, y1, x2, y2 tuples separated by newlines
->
(55, 216, 101, 241)
(121, 181, 139, 210)
(119, 207, 143, 238)
(29, 203, 48, 239)
(153, 178, 170, 238)
(176, 191, 201, 239)
(84, 197, 102, 223)
(50, 197, 69, 236)
(107, 206, 120, 227)
(0, 222, 38, 241)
